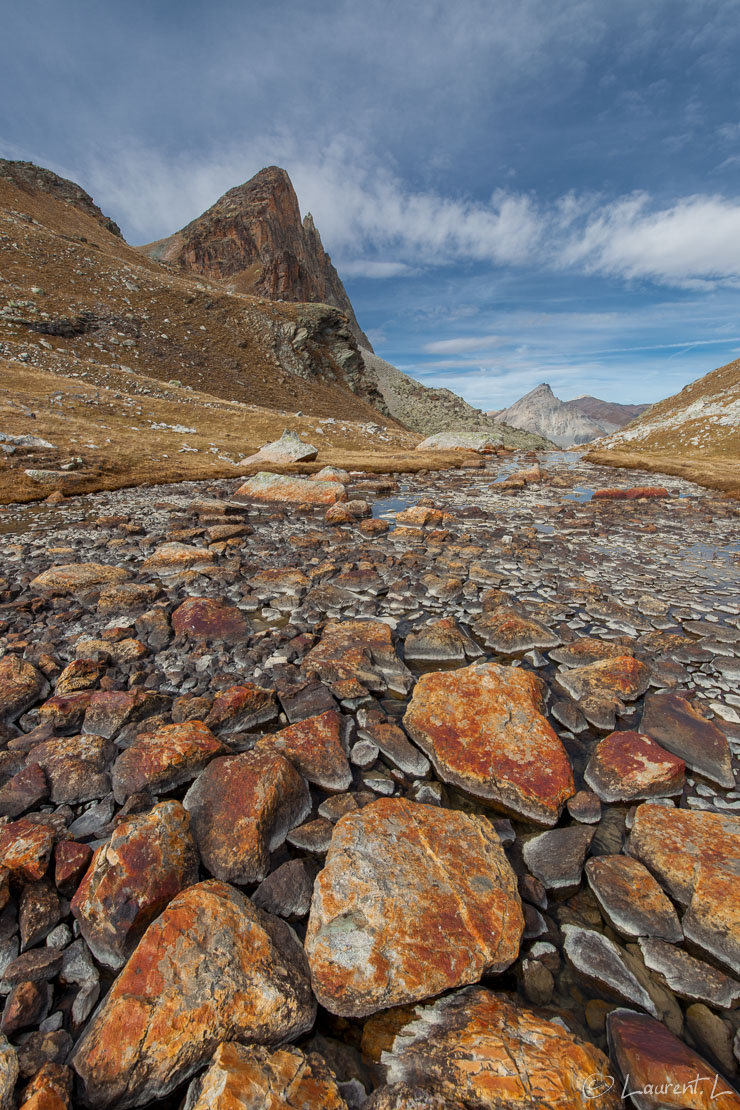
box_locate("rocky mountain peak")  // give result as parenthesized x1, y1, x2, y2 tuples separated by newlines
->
(142, 165, 372, 351)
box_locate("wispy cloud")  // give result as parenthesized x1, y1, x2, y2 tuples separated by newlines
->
(423, 335, 504, 354)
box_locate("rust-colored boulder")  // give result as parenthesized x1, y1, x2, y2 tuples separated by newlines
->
(142, 542, 214, 570)
(183, 1043, 348, 1110)
(607, 1008, 740, 1108)
(171, 597, 249, 642)
(29, 563, 129, 596)
(403, 662, 573, 825)
(82, 689, 169, 740)
(556, 654, 651, 728)
(27, 734, 114, 805)
(585, 855, 683, 941)
(550, 636, 635, 667)
(472, 606, 560, 654)
(36, 692, 92, 735)
(362, 986, 620, 1109)
(628, 804, 740, 975)
(236, 472, 347, 505)
(111, 720, 225, 803)
(71, 880, 316, 1109)
(256, 710, 352, 792)
(0, 820, 54, 882)
(0, 763, 48, 819)
(17, 1063, 72, 1110)
(584, 731, 685, 802)
(54, 659, 105, 695)
(325, 503, 354, 525)
(0, 656, 48, 723)
(305, 798, 523, 1017)
(54, 841, 92, 897)
(303, 620, 413, 700)
(184, 750, 310, 884)
(640, 691, 734, 789)
(206, 683, 279, 736)
(71, 800, 199, 968)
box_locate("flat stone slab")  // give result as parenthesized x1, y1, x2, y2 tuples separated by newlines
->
(584, 730, 685, 802)
(235, 471, 346, 505)
(640, 691, 734, 789)
(585, 855, 683, 941)
(403, 661, 574, 825)
(305, 798, 523, 1017)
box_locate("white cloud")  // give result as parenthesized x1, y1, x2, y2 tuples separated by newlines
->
(423, 335, 504, 354)
(80, 135, 740, 291)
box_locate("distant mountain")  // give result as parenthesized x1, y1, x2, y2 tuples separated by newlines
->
(141, 166, 372, 350)
(490, 383, 604, 447)
(564, 395, 649, 432)
(361, 352, 554, 446)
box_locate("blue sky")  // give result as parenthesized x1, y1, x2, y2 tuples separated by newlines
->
(3, 0, 740, 407)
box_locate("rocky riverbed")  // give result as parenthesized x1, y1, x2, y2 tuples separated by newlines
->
(0, 450, 739, 1109)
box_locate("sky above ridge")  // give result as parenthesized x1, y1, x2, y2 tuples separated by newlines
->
(3, 0, 740, 408)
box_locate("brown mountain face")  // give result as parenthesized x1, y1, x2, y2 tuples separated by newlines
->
(142, 166, 373, 350)
(0, 158, 123, 239)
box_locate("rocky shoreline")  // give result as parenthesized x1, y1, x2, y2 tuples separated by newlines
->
(0, 450, 738, 1108)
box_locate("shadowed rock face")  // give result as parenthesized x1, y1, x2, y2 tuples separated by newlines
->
(142, 166, 372, 350)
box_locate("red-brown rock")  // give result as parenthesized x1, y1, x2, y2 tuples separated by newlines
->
(27, 734, 114, 804)
(607, 1008, 740, 1109)
(111, 720, 225, 803)
(0, 819, 54, 881)
(171, 597, 249, 642)
(183, 1043, 348, 1110)
(403, 661, 574, 825)
(584, 731, 685, 802)
(0, 763, 48, 819)
(184, 750, 310, 884)
(556, 654, 651, 728)
(36, 693, 92, 735)
(640, 691, 734, 789)
(305, 798, 524, 1017)
(206, 683, 278, 736)
(593, 486, 669, 499)
(362, 986, 620, 1109)
(71, 880, 316, 1109)
(71, 800, 199, 968)
(256, 710, 352, 792)
(54, 841, 93, 897)
(628, 804, 740, 975)
(303, 620, 414, 700)
(0, 656, 48, 723)
(18, 1062, 72, 1110)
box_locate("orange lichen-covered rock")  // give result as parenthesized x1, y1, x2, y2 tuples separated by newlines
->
(111, 720, 225, 803)
(171, 597, 249, 642)
(607, 1009, 740, 1109)
(584, 731, 685, 802)
(628, 803, 740, 975)
(18, 1063, 72, 1110)
(0, 656, 48, 723)
(206, 684, 278, 736)
(0, 819, 54, 882)
(183, 750, 310, 884)
(29, 563, 129, 596)
(305, 798, 523, 1018)
(236, 472, 346, 505)
(362, 986, 620, 1109)
(71, 800, 199, 968)
(71, 880, 316, 1110)
(256, 710, 351, 792)
(403, 662, 573, 825)
(142, 542, 214, 570)
(183, 1043, 348, 1110)
(303, 620, 414, 700)
(557, 654, 651, 705)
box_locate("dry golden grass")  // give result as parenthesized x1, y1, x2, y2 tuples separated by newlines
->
(0, 360, 475, 504)
(584, 448, 740, 497)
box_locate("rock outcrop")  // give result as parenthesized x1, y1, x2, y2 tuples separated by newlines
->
(143, 166, 372, 350)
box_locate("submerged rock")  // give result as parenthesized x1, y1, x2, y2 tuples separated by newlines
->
(403, 661, 573, 825)
(305, 798, 523, 1017)
(71, 881, 316, 1109)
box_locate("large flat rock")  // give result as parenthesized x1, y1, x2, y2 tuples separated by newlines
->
(305, 798, 523, 1017)
(403, 661, 574, 825)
